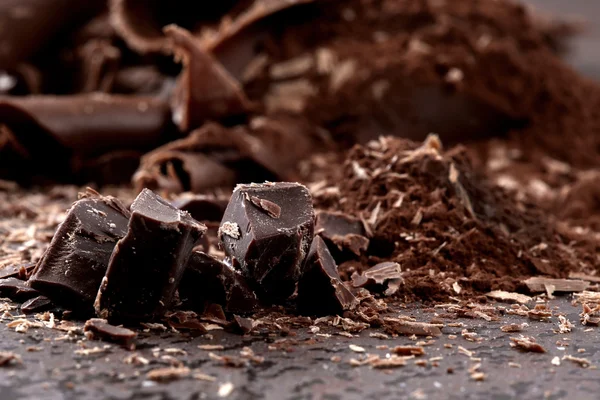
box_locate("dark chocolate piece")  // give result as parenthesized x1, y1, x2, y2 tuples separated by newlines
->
(219, 182, 314, 300)
(95, 189, 206, 322)
(179, 251, 258, 314)
(28, 190, 130, 311)
(297, 236, 358, 315)
(315, 211, 369, 259)
(351, 262, 403, 290)
(0, 0, 104, 70)
(0, 278, 40, 301)
(164, 25, 250, 132)
(21, 296, 54, 314)
(84, 318, 137, 347)
(171, 194, 229, 222)
(0, 94, 172, 182)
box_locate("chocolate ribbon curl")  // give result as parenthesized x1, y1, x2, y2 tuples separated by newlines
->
(0, 94, 172, 182)
(0, 0, 105, 70)
(164, 25, 250, 132)
(133, 116, 319, 194)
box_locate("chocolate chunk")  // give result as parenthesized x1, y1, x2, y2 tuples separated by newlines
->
(164, 25, 250, 132)
(351, 262, 403, 293)
(84, 318, 137, 347)
(297, 236, 358, 315)
(0, 94, 172, 182)
(179, 251, 259, 314)
(171, 194, 229, 222)
(28, 190, 130, 312)
(165, 310, 207, 332)
(0, 278, 40, 301)
(95, 189, 206, 322)
(315, 211, 369, 259)
(21, 296, 54, 315)
(0, 0, 104, 70)
(219, 182, 314, 300)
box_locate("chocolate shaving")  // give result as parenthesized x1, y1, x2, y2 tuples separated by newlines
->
(524, 277, 589, 293)
(249, 196, 281, 219)
(21, 295, 53, 314)
(164, 25, 250, 132)
(510, 336, 546, 353)
(351, 262, 402, 289)
(84, 318, 137, 347)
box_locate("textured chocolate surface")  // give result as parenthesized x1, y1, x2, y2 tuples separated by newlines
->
(219, 182, 314, 300)
(95, 189, 206, 322)
(179, 251, 258, 314)
(28, 191, 130, 312)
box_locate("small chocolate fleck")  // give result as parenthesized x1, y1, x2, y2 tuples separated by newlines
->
(249, 196, 281, 219)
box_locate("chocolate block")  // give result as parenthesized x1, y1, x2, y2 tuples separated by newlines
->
(297, 236, 358, 315)
(315, 211, 369, 260)
(219, 182, 314, 300)
(95, 189, 206, 322)
(179, 251, 258, 314)
(28, 190, 130, 311)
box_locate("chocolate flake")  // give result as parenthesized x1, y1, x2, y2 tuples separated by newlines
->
(95, 189, 206, 322)
(510, 336, 546, 353)
(84, 318, 137, 347)
(21, 295, 53, 314)
(249, 196, 281, 219)
(220, 182, 314, 300)
(523, 277, 589, 293)
(0, 278, 40, 301)
(0, 351, 22, 367)
(315, 211, 369, 259)
(297, 236, 358, 315)
(219, 222, 240, 240)
(351, 262, 402, 289)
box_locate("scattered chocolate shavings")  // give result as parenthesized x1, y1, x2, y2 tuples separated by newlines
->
(84, 318, 136, 347)
(458, 346, 474, 357)
(218, 221, 240, 240)
(469, 363, 486, 381)
(147, 366, 191, 382)
(551, 356, 561, 366)
(6, 318, 44, 333)
(165, 310, 208, 332)
(580, 303, 600, 326)
(198, 344, 225, 351)
(501, 323, 528, 333)
(208, 352, 247, 368)
(568, 272, 600, 283)
(391, 346, 425, 356)
(0, 351, 21, 366)
(193, 372, 216, 382)
(528, 304, 553, 320)
(486, 290, 532, 304)
(556, 315, 574, 334)
(461, 329, 481, 342)
(523, 277, 589, 293)
(74, 345, 111, 356)
(218, 382, 234, 397)
(349, 354, 413, 369)
(349, 344, 365, 353)
(574, 291, 600, 304)
(510, 336, 546, 353)
(249, 196, 281, 218)
(123, 353, 149, 366)
(382, 317, 443, 337)
(562, 355, 592, 368)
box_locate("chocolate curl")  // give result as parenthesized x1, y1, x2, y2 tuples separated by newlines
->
(109, 0, 247, 54)
(77, 40, 121, 93)
(0, 0, 105, 70)
(133, 116, 318, 193)
(0, 94, 172, 181)
(164, 25, 250, 132)
(205, 0, 320, 80)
